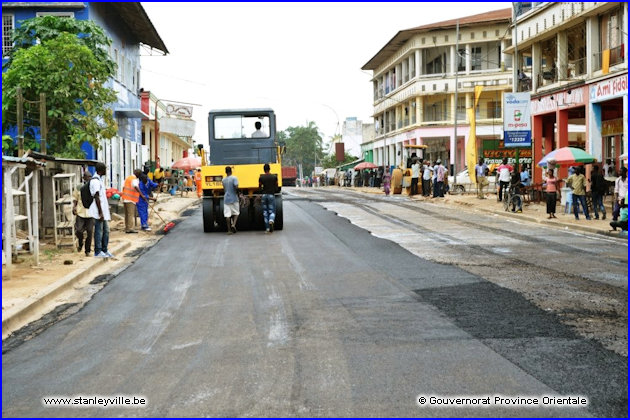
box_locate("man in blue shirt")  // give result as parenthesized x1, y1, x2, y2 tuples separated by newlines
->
(222, 166, 240, 234)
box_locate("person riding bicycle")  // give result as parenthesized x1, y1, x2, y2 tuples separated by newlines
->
(509, 167, 524, 213)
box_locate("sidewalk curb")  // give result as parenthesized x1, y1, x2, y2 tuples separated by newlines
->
(447, 198, 625, 239)
(338, 187, 625, 240)
(2, 241, 131, 339)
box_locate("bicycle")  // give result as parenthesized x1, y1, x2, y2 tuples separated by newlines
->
(503, 185, 523, 213)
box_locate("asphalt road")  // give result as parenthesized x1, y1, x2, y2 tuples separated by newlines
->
(2, 189, 627, 417)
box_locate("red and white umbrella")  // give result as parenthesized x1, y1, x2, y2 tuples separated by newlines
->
(171, 156, 201, 171)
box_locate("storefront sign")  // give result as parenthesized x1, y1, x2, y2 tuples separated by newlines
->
(503, 93, 532, 148)
(590, 74, 628, 102)
(482, 140, 532, 165)
(602, 118, 624, 136)
(531, 87, 587, 114)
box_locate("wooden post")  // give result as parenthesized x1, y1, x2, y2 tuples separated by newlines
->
(17, 87, 24, 157)
(39, 93, 47, 154)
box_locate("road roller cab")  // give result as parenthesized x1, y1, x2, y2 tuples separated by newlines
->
(200, 109, 284, 232)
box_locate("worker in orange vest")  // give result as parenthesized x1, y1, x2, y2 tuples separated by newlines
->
(195, 168, 202, 198)
(121, 169, 149, 233)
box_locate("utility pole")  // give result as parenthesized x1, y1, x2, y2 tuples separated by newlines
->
(39, 93, 47, 154)
(17, 87, 24, 157)
(453, 20, 460, 184)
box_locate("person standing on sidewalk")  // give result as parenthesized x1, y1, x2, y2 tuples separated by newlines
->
(121, 169, 148, 234)
(72, 170, 94, 256)
(544, 168, 559, 219)
(612, 166, 628, 222)
(434, 159, 446, 198)
(89, 162, 113, 258)
(410, 158, 420, 196)
(422, 161, 432, 197)
(567, 166, 591, 220)
(475, 158, 489, 199)
(589, 165, 607, 220)
(222, 166, 239, 234)
(497, 157, 513, 203)
(259, 163, 278, 233)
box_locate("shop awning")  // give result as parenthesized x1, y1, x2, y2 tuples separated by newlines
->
(114, 108, 150, 119)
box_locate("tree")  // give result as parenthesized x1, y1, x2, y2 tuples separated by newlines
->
(281, 121, 324, 176)
(2, 16, 117, 157)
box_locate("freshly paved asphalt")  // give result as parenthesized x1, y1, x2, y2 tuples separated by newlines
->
(2, 192, 626, 417)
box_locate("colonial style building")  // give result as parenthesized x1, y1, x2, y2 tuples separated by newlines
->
(361, 8, 514, 172)
(140, 90, 197, 169)
(508, 2, 627, 183)
(2, 2, 168, 189)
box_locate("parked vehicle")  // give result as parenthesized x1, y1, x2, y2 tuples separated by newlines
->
(282, 166, 297, 186)
(448, 169, 497, 194)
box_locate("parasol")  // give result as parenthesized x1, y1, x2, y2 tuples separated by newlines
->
(171, 156, 202, 171)
(537, 147, 596, 168)
(354, 161, 379, 170)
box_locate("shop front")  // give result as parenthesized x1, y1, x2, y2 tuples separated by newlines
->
(588, 73, 628, 175)
(531, 86, 589, 183)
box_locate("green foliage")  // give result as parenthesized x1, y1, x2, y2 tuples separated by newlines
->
(2, 17, 117, 158)
(2, 135, 13, 153)
(3, 15, 114, 75)
(280, 121, 323, 176)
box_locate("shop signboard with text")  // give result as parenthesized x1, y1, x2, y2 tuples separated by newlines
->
(503, 92, 532, 148)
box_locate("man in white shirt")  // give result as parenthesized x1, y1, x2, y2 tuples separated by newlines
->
(613, 166, 628, 221)
(422, 161, 432, 197)
(410, 158, 420, 196)
(251, 121, 266, 138)
(89, 162, 113, 258)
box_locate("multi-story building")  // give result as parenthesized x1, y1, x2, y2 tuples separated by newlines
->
(341, 117, 373, 159)
(1, 2, 168, 189)
(507, 2, 627, 183)
(140, 90, 197, 169)
(361, 8, 514, 172)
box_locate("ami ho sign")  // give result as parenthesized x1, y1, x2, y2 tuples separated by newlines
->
(590, 74, 628, 102)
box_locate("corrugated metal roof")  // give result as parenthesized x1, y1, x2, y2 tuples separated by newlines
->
(104, 2, 168, 54)
(2, 155, 47, 167)
(362, 8, 512, 71)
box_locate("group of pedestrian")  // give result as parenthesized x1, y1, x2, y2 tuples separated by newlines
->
(71, 162, 114, 258)
(72, 163, 161, 258)
(542, 162, 628, 230)
(409, 158, 447, 198)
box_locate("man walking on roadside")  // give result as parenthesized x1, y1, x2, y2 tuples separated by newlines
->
(259, 163, 278, 233)
(89, 162, 113, 258)
(222, 166, 239, 234)
(72, 170, 94, 256)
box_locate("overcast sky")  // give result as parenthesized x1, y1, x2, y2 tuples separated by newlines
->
(140, 2, 512, 148)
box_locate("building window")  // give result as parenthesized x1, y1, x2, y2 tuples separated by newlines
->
(486, 101, 500, 119)
(471, 47, 482, 70)
(458, 48, 466, 71)
(599, 7, 623, 66)
(2, 14, 13, 56)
